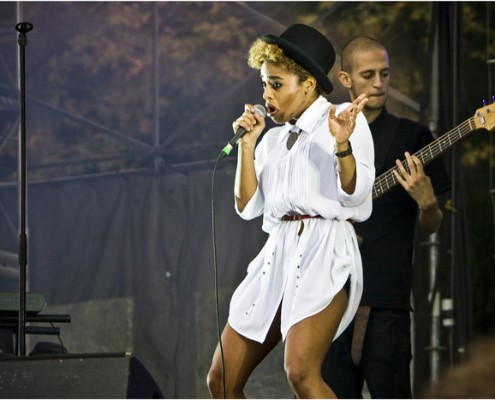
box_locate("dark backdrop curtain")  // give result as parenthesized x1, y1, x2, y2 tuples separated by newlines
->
(434, 0, 473, 367)
(0, 164, 269, 398)
(413, 2, 472, 396)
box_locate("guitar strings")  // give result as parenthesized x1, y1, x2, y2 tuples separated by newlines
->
(373, 117, 475, 199)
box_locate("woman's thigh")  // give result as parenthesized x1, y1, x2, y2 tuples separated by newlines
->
(285, 288, 348, 371)
(210, 309, 282, 390)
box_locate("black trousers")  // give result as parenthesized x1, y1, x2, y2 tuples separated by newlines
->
(322, 308, 412, 399)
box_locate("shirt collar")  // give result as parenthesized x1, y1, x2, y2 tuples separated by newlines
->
(284, 96, 329, 134)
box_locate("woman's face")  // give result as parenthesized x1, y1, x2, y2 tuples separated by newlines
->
(260, 62, 312, 124)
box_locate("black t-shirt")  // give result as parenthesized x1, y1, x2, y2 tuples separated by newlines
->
(355, 109, 451, 310)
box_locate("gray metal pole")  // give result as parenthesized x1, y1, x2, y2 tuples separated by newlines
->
(152, 2, 160, 173)
(427, 11, 442, 383)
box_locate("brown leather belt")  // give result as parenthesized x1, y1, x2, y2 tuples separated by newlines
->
(281, 214, 322, 221)
(351, 306, 371, 366)
(281, 214, 322, 236)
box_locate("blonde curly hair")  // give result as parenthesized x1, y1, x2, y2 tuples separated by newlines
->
(247, 39, 326, 96)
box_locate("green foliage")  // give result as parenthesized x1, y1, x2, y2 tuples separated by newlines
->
(1, 2, 492, 179)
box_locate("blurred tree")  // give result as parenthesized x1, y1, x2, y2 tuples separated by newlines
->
(18, 2, 264, 178)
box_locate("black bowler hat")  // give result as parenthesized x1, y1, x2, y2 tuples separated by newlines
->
(261, 24, 335, 94)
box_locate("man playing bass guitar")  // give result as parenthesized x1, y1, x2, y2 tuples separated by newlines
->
(321, 36, 451, 398)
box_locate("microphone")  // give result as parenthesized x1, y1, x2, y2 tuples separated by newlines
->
(219, 104, 266, 160)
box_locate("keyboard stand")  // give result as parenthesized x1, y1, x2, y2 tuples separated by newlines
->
(0, 313, 71, 355)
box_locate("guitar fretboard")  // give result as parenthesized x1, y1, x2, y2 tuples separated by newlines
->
(372, 117, 476, 200)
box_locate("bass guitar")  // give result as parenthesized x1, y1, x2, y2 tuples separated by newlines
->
(372, 103, 495, 200)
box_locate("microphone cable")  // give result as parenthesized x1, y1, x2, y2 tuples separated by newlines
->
(210, 105, 264, 398)
(211, 150, 227, 399)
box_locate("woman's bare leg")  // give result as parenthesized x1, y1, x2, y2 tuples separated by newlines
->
(284, 288, 348, 399)
(207, 310, 281, 398)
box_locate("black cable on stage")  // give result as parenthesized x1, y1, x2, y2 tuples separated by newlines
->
(210, 105, 264, 398)
(210, 151, 227, 399)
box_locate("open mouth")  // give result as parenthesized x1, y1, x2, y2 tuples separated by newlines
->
(266, 104, 277, 116)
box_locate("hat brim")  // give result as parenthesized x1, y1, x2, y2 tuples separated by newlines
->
(262, 34, 333, 94)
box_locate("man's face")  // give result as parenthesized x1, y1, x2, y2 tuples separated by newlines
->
(343, 48, 391, 113)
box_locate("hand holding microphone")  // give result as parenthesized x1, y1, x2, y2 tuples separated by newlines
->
(219, 104, 266, 160)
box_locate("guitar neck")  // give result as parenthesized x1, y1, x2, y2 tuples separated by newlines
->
(372, 116, 476, 200)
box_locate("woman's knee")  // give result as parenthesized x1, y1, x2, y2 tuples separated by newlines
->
(206, 363, 224, 398)
(285, 358, 313, 393)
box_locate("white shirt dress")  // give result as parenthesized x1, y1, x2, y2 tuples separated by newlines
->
(228, 96, 375, 343)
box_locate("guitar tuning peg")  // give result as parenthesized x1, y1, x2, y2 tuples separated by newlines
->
(483, 99, 488, 106)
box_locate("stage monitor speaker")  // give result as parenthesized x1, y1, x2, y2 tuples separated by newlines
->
(0, 352, 162, 398)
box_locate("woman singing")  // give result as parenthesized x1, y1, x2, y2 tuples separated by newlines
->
(207, 24, 375, 399)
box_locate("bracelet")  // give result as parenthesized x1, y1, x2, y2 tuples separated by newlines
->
(335, 141, 352, 158)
